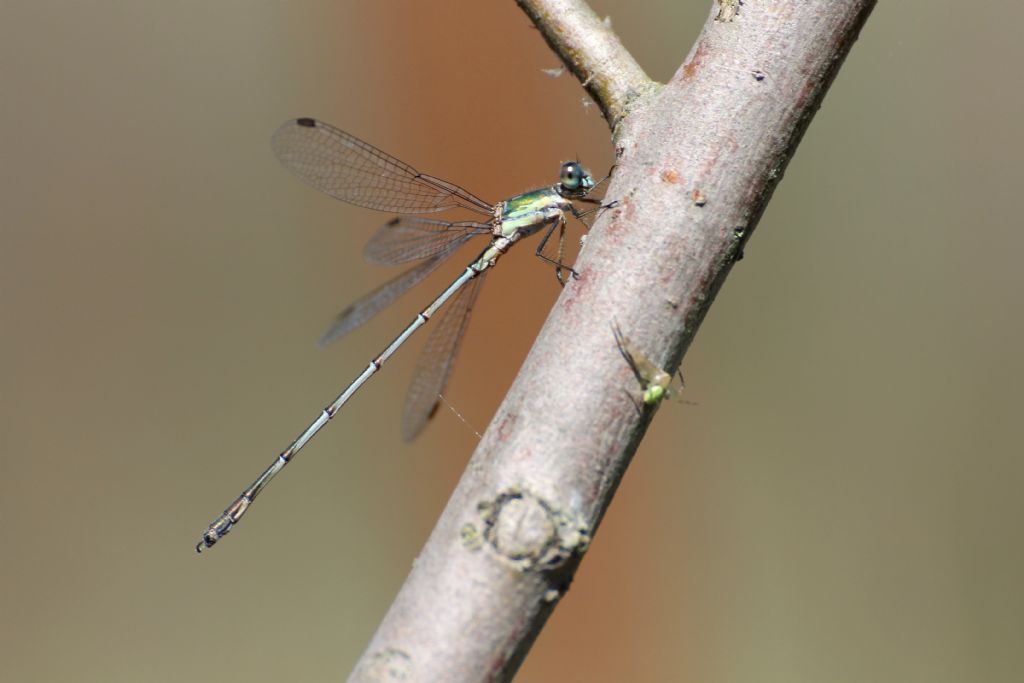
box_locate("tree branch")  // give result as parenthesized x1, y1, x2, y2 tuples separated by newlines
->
(516, 0, 654, 128)
(347, 1, 876, 681)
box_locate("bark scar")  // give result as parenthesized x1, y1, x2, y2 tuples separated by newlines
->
(475, 486, 590, 571)
(716, 0, 743, 23)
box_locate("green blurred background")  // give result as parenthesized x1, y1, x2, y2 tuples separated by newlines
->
(1, 1, 1021, 681)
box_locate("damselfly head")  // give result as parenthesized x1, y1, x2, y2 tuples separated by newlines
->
(557, 161, 594, 198)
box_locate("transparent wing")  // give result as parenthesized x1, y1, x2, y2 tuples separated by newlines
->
(319, 234, 476, 347)
(401, 272, 487, 441)
(272, 118, 494, 216)
(364, 218, 491, 266)
(612, 323, 656, 385)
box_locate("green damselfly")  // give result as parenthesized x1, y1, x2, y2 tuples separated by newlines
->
(197, 118, 601, 552)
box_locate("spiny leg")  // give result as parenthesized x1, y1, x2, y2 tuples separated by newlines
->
(534, 199, 622, 284)
(535, 215, 578, 285)
(572, 198, 619, 226)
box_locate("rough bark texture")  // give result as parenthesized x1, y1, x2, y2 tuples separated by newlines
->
(348, 1, 876, 681)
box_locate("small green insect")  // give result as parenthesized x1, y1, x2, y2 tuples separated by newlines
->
(612, 324, 687, 411)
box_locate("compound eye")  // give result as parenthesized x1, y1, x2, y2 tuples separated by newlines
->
(560, 162, 582, 191)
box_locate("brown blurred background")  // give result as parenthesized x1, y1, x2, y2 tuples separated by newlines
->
(1, 1, 1021, 681)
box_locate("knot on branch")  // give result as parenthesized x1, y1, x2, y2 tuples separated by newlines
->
(471, 486, 590, 572)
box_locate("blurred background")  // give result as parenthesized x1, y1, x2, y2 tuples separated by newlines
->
(1, 1, 1021, 681)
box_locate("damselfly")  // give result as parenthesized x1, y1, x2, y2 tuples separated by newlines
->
(197, 117, 601, 552)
